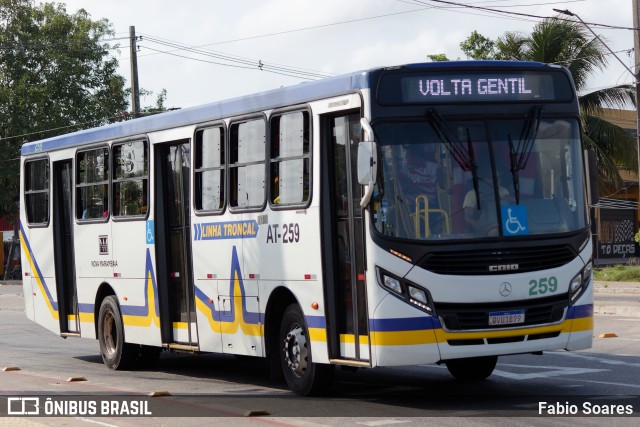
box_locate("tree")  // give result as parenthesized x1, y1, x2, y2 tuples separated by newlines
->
(459, 30, 497, 60)
(427, 53, 450, 62)
(0, 0, 129, 217)
(459, 17, 636, 193)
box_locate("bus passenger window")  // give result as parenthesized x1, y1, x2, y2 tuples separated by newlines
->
(230, 118, 266, 210)
(269, 111, 310, 207)
(76, 148, 109, 221)
(24, 158, 50, 225)
(112, 141, 148, 218)
(195, 126, 225, 212)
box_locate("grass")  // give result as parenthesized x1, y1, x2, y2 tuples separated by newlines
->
(594, 264, 640, 282)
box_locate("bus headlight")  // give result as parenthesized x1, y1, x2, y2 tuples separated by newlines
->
(569, 273, 582, 294)
(377, 268, 435, 314)
(382, 275, 402, 294)
(569, 261, 592, 302)
(409, 286, 428, 304)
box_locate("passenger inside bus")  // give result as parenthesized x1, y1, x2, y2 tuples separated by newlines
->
(462, 149, 512, 236)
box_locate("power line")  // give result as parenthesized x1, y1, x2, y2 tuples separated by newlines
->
(411, 0, 637, 30)
(142, 34, 330, 78)
(139, 8, 434, 50)
(140, 36, 332, 80)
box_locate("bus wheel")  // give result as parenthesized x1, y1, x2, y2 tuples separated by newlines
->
(445, 356, 498, 381)
(279, 304, 333, 395)
(98, 296, 137, 370)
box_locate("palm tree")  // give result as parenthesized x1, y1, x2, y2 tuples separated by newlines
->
(464, 17, 637, 194)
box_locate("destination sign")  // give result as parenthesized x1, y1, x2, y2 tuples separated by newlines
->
(401, 73, 555, 103)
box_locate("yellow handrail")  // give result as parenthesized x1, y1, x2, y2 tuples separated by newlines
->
(414, 195, 451, 238)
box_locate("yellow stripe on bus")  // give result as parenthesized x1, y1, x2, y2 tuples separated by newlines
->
(369, 318, 593, 346)
(173, 322, 188, 330)
(339, 334, 369, 345)
(20, 236, 58, 320)
(79, 312, 94, 323)
(308, 327, 327, 342)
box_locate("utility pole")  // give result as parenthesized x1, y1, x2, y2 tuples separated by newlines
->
(634, 0, 640, 221)
(129, 25, 141, 118)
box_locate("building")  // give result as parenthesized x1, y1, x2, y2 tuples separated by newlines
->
(593, 108, 639, 265)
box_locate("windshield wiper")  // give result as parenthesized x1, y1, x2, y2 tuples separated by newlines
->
(508, 105, 543, 204)
(426, 109, 480, 209)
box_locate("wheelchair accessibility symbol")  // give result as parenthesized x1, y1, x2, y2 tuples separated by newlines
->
(146, 220, 155, 244)
(501, 205, 529, 236)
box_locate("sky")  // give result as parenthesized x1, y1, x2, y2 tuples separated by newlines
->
(58, 0, 637, 110)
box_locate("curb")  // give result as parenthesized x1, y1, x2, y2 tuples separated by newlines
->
(594, 303, 640, 318)
(0, 281, 22, 286)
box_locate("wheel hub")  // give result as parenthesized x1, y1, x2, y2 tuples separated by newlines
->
(283, 325, 308, 378)
(102, 312, 116, 356)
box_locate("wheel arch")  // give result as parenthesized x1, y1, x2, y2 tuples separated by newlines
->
(264, 286, 297, 358)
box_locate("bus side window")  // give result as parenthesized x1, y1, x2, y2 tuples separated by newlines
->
(269, 111, 310, 207)
(76, 147, 109, 221)
(112, 141, 148, 218)
(195, 126, 225, 213)
(24, 158, 50, 225)
(230, 118, 266, 210)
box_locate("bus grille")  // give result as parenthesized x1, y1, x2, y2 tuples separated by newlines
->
(435, 296, 568, 331)
(419, 245, 576, 275)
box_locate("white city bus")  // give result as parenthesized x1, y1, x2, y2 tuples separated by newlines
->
(20, 61, 594, 395)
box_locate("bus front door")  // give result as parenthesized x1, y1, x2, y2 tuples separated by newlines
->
(322, 112, 370, 364)
(52, 159, 79, 335)
(155, 141, 198, 349)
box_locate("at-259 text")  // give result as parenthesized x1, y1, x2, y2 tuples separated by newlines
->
(266, 223, 300, 244)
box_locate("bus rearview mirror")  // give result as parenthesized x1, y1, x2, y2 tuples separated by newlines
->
(358, 118, 377, 207)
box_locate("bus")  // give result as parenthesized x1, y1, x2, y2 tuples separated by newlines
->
(20, 61, 594, 395)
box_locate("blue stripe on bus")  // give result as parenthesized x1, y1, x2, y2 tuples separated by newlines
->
(78, 303, 94, 313)
(194, 245, 262, 329)
(369, 316, 438, 332)
(118, 249, 159, 320)
(305, 315, 326, 329)
(20, 223, 58, 312)
(567, 303, 593, 319)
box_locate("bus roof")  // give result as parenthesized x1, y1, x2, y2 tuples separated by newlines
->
(21, 60, 553, 156)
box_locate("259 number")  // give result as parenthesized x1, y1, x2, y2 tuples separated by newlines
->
(529, 276, 558, 296)
(266, 223, 300, 244)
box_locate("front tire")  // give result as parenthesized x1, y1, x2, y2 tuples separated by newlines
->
(279, 304, 333, 395)
(98, 295, 138, 370)
(445, 356, 498, 381)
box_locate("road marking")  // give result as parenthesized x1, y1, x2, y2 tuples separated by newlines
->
(76, 418, 118, 427)
(548, 376, 640, 389)
(267, 418, 331, 427)
(492, 364, 608, 380)
(552, 351, 640, 367)
(357, 421, 411, 426)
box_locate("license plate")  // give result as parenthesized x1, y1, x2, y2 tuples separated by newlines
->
(488, 310, 525, 326)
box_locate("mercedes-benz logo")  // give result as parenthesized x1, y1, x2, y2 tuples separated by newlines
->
(499, 282, 512, 297)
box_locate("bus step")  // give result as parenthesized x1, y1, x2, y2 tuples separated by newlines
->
(329, 358, 371, 368)
(60, 332, 81, 338)
(166, 343, 200, 353)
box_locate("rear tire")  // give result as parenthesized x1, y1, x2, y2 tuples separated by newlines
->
(279, 304, 334, 395)
(98, 296, 138, 370)
(445, 356, 498, 381)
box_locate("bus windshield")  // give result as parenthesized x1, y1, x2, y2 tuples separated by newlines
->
(372, 117, 587, 240)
